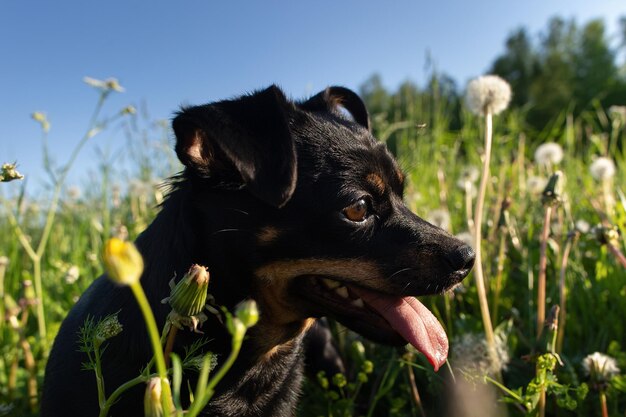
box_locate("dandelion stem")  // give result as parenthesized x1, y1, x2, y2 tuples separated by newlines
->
(464, 181, 474, 235)
(537, 205, 553, 339)
(600, 390, 609, 417)
(606, 242, 626, 269)
(473, 111, 497, 362)
(129, 282, 172, 417)
(557, 232, 577, 353)
(187, 332, 245, 417)
(164, 325, 178, 368)
(492, 230, 507, 321)
(406, 362, 426, 417)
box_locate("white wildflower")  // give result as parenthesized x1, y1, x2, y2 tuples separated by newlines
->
(83, 76, 125, 93)
(465, 75, 512, 116)
(427, 209, 451, 232)
(590, 157, 616, 181)
(582, 352, 620, 381)
(527, 176, 548, 195)
(1, 162, 24, 182)
(65, 265, 80, 284)
(534, 142, 564, 167)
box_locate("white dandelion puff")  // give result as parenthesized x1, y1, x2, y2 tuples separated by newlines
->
(582, 352, 620, 381)
(608, 105, 626, 123)
(456, 166, 480, 189)
(452, 331, 510, 376)
(455, 231, 475, 249)
(575, 220, 590, 234)
(465, 75, 512, 116)
(534, 143, 564, 167)
(527, 176, 548, 195)
(590, 157, 616, 181)
(427, 209, 451, 232)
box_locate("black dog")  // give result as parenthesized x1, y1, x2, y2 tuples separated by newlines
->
(42, 86, 474, 416)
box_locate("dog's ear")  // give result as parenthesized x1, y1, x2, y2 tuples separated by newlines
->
(172, 85, 297, 208)
(300, 86, 370, 131)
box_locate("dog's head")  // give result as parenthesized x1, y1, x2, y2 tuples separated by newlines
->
(172, 85, 474, 370)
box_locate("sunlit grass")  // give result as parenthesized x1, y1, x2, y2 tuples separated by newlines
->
(1, 76, 625, 416)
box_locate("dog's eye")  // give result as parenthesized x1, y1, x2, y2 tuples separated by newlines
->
(343, 199, 369, 222)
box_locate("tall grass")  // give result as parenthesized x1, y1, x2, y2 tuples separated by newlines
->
(1, 77, 625, 416)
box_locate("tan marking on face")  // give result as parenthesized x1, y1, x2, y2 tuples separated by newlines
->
(250, 259, 382, 356)
(366, 173, 386, 194)
(257, 226, 280, 245)
(255, 259, 381, 287)
(396, 168, 405, 185)
(256, 318, 316, 361)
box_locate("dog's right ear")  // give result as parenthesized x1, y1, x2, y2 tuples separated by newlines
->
(300, 86, 370, 131)
(172, 85, 297, 208)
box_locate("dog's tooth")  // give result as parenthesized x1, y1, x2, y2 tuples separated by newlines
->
(335, 286, 349, 298)
(351, 298, 365, 308)
(322, 278, 340, 289)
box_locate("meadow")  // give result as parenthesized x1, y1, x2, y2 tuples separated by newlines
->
(0, 75, 625, 417)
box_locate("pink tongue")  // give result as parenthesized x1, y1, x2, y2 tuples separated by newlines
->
(352, 288, 448, 371)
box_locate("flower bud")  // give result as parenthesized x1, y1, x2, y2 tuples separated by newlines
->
(226, 316, 247, 342)
(541, 171, 563, 206)
(144, 377, 172, 417)
(103, 238, 144, 285)
(166, 265, 209, 317)
(234, 299, 259, 329)
(121, 105, 137, 115)
(1, 162, 24, 182)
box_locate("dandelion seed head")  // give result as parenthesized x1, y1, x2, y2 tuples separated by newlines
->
(589, 157, 616, 181)
(427, 208, 451, 232)
(527, 176, 548, 195)
(575, 220, 590, 234)
(465, 75, 512, 116)
(582, 352, 620, 381)
(609, 105, 626, 123)
(67, 186, 81, 200)
(534, 142, 564, 167)
(456, 166, 480, 191)
(455, 231, 475, 249)
(452, 331, 509, 376)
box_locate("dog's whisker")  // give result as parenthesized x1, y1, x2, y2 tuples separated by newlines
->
(387, 267, 415, 280)
(210, 228, 251, 236)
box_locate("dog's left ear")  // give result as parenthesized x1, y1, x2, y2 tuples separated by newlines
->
(172, 85, 297, 208)
(300, 86, 370, 131)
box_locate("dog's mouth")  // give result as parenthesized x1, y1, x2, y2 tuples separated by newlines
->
(292, 275, 449, 371)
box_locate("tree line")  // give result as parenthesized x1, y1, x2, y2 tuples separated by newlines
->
(359, 16, 626, 141)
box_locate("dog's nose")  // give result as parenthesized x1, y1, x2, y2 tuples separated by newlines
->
(448, 244, 475, 272)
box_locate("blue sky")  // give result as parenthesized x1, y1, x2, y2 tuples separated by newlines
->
(1, 0, 624, 190)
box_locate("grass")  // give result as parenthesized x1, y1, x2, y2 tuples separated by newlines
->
(1, 76, 625, 416)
